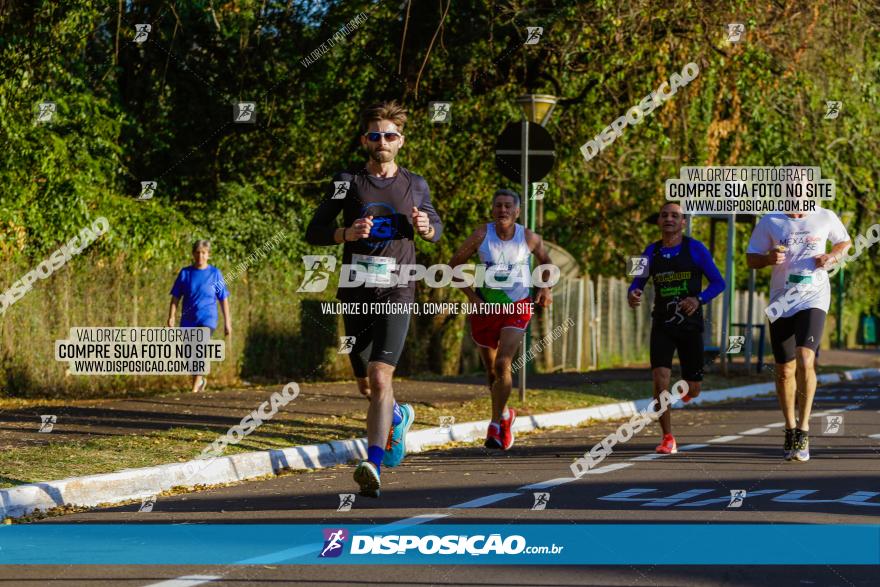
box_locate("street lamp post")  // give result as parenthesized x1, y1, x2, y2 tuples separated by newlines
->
(514, 94, 557, 401)
(516, 94, 558, 129)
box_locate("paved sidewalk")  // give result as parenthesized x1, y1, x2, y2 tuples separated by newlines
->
(0, 370, 650, 451)
(817, 347, 880, 368)
(0, 379, 479, 451)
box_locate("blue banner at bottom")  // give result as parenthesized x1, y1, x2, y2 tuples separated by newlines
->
(1, 524, 878, 565)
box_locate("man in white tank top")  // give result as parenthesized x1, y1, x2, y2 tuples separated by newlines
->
(449, 189, 554, 450)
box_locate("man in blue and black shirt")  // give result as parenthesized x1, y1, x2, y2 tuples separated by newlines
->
(628, 202, 725, 454)
(305, 100, 442, 498)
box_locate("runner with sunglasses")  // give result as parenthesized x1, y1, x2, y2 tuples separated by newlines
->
(305, 100, 442, 497)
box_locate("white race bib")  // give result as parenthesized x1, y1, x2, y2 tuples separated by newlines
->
(784, 272, 814, 290)
(491, 263, 513, 282)
(351, 254, 396, 286)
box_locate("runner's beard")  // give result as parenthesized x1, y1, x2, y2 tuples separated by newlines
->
(369, 148, 395, 163)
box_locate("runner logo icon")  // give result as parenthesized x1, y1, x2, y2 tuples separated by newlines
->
(234, 102, 256, 123)
(532, 493, 550, 510)
(38, 414, 57, 433)
(133, 24, 151, 43)
(629, 256, 648, 276)
(139, 181, 157, 200)
(297, 255, 337, 292)
(726, 23, 744, 42)
(824, 101, 842, 120)
(823, 415, 844, 435)
(139, 495, 156, 512)
(36, 101, 56, 123)
(332, 182, 349, 199)
(429, 102, 451, 123)
(728, 490, 746, 508)
(337, 494, 355, 512)
(664, 299, 686, 325)
(320, 528, 348, 558)
(338, 336, 356, 354)
(726, 335, 745, 354)
(531, 182, 547, 200)
(525, 27, 543, 44)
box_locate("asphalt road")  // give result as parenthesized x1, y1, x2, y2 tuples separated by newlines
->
(4, 377, 879, 586)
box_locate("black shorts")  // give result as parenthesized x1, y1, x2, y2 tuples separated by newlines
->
(769, 308, 826, 364)
(650, 324, 704, 381)
(341, 311, 411, 377)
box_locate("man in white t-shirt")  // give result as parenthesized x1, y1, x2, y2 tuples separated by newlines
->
(747, 204, 851, 462)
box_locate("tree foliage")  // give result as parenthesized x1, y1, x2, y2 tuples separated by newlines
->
(2, 0, 878, 362)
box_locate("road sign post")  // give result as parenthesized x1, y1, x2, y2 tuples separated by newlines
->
(495, 121, 556, 402)
(519, 121, 529, 401)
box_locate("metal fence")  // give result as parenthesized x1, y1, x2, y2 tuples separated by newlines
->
(538, 276, 768, 372)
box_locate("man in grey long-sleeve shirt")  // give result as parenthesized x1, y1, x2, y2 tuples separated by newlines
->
(305, 100, 441, 498)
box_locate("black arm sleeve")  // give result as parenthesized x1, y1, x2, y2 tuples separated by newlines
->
(414, 176, 442, 243)
(305, 175, 347, 246)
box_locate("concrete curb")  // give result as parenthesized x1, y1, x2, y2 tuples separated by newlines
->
(2, 367, 878, 519)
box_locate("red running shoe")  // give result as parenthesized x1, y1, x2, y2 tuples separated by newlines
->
(655, 433, 677, 454)
(499, 408, 517, 450)
(485, 423, 503, 449)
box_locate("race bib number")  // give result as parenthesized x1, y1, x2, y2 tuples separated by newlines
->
(485, 262, 530, 288)
(784, 273, 814, 290)
(491, 263, 512, 282)
(351, 254, 396, 286)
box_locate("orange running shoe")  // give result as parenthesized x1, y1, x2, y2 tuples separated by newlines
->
(655, 434, 678, 454)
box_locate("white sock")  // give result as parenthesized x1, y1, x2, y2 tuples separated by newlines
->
(501, 408, 510, 420)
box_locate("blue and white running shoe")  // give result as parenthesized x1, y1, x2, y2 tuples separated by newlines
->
(791, 429, 810, 462)
(382, 403, 415, 467)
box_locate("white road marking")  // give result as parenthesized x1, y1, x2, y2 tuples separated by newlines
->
(520, 477, 576, 490)
(583, 462, 634, 474)
(707, 435, 742, 443)
(642, 489, 715, 507)
(869, 434, 880, 440)
(144, 576, 221, 587)
(765, 422, 786, 429)
(740, 427, 770, 435)
(450, 492, 521, 508)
